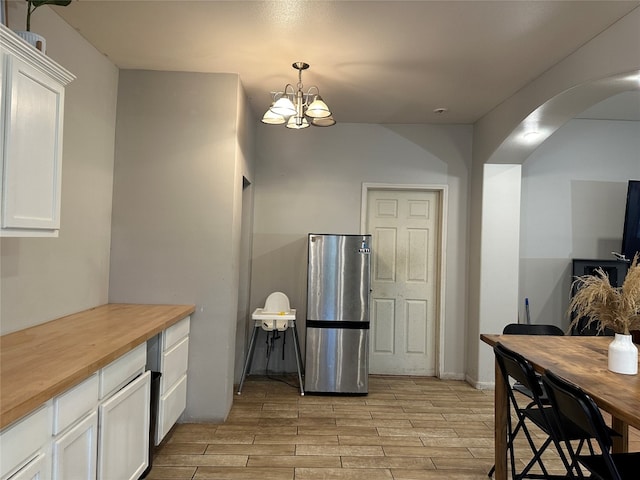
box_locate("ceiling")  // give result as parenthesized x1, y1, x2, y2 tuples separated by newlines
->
(52, 1, 640, 125)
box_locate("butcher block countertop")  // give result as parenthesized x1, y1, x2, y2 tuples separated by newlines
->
(0, 303, 195, 430)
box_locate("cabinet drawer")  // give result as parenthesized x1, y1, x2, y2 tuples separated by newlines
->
(53, 373, 99, 435)
(0, 403, 52, 479)
(99, 343, 146, 399)
(163, 316, 190, 350)
(161, 336, 189, 393)
(156, 373, 187, 445)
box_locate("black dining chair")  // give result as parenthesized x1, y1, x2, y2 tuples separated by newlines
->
(502, 323, 565, 336)
(489, 342, 593, 479)
(501, 323, 564, 405)
(487, 324, 565, 478)
(541, 371, 640, 480)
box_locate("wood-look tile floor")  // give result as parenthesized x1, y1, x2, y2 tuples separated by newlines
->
(146, 375, 640, 480)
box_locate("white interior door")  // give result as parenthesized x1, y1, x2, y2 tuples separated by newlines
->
(367, 189, 439, 375)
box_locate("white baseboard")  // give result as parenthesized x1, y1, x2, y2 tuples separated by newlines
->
(465, 373, 495, 390)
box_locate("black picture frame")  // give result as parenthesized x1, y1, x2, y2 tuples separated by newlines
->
(622, 180, 640, 261)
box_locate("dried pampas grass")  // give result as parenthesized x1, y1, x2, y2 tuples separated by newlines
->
(569, 254, 640, 335)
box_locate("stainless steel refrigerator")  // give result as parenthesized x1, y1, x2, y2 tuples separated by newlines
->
(304, 233, 371, 394)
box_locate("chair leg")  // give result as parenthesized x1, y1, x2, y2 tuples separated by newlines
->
(237, 326, 259, 394)
(291, 323, 305, 396)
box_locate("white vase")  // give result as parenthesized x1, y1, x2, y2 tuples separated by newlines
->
(14, 31, 46, 53)
(608, 333, 638, 375)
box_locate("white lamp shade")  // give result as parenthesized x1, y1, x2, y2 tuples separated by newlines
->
(306, 96, 331, 118)
(286, 116, 309, 129)
(261, 109, 286, 125)
(271, 96, 296, 117)
(311, 116, 336, 127)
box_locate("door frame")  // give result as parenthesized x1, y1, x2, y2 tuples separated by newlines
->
(360, 183, 448, 377)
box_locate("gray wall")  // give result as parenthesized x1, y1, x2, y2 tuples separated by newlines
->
(108, 70, 255, 421)
(0, 8, 118, 334)
(243, 123, 472, 380)
(519, 117, 640, 329)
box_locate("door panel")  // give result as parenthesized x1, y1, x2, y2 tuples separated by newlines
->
(407, 229, 428, 282)
(367, 189, 439, 375)
(372, 298, 395, 353)
(374, 228, 396, 282)
(406, 300, 428, 353)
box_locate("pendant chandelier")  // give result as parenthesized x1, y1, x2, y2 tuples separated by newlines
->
(261, 62, 335, 129)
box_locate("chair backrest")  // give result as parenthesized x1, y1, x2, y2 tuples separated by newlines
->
(263, 291, 291, 313)
(540, 371, 612, 447)
(503, 323, 564, 336)
(540, 370, 621, 478)
(494, 342, 545, 399)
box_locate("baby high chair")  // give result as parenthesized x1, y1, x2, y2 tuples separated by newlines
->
(236, 292, 304, 395)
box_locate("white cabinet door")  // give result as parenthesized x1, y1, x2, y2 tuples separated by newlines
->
(6, 453, 47, 480)
(0, 404, 52, 480)
(52, 411, 97, 480)
(0, 24, 74, 237)
(2, 55, 65, 233)
(98, 371, 150, 480)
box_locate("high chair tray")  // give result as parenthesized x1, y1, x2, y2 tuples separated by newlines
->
(251, 308, 296, 320)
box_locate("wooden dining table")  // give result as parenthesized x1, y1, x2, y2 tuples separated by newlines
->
(480, 334, 640, 480)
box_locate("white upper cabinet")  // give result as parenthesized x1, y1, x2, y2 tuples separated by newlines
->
(0, 25, 75, 237)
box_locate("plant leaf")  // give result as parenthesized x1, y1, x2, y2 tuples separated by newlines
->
(568, 255, 640, 335)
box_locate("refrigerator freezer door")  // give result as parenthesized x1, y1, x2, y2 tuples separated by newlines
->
(307, 234, 371, 322)
(304, 327, 368, 394)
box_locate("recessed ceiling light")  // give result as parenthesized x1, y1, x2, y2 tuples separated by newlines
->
(433, 107, 448, 114)
(522, 131, 541, 144)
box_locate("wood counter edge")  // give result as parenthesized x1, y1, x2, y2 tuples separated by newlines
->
(480, 333, 499, 346)
(0, 303, 195, 430)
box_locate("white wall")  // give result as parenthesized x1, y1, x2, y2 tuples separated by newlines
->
(0, 8, 118, 334)
(246, 123, 472, 379)
(108, 70, 254, 421)
(467, 7, 640, 388)
(519, 118, 640, 329)
(472, 164, 522, 387)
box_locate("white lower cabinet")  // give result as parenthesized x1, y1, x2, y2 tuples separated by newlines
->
(0, 404, 52, 480)
(157, 373, 187, 444)
(98, 370, 151, 480)
(7, 453, 48, 480)
(147, 316, 190, 445)
(51, 411, 97, 480)
(2, 317, 189, 480)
